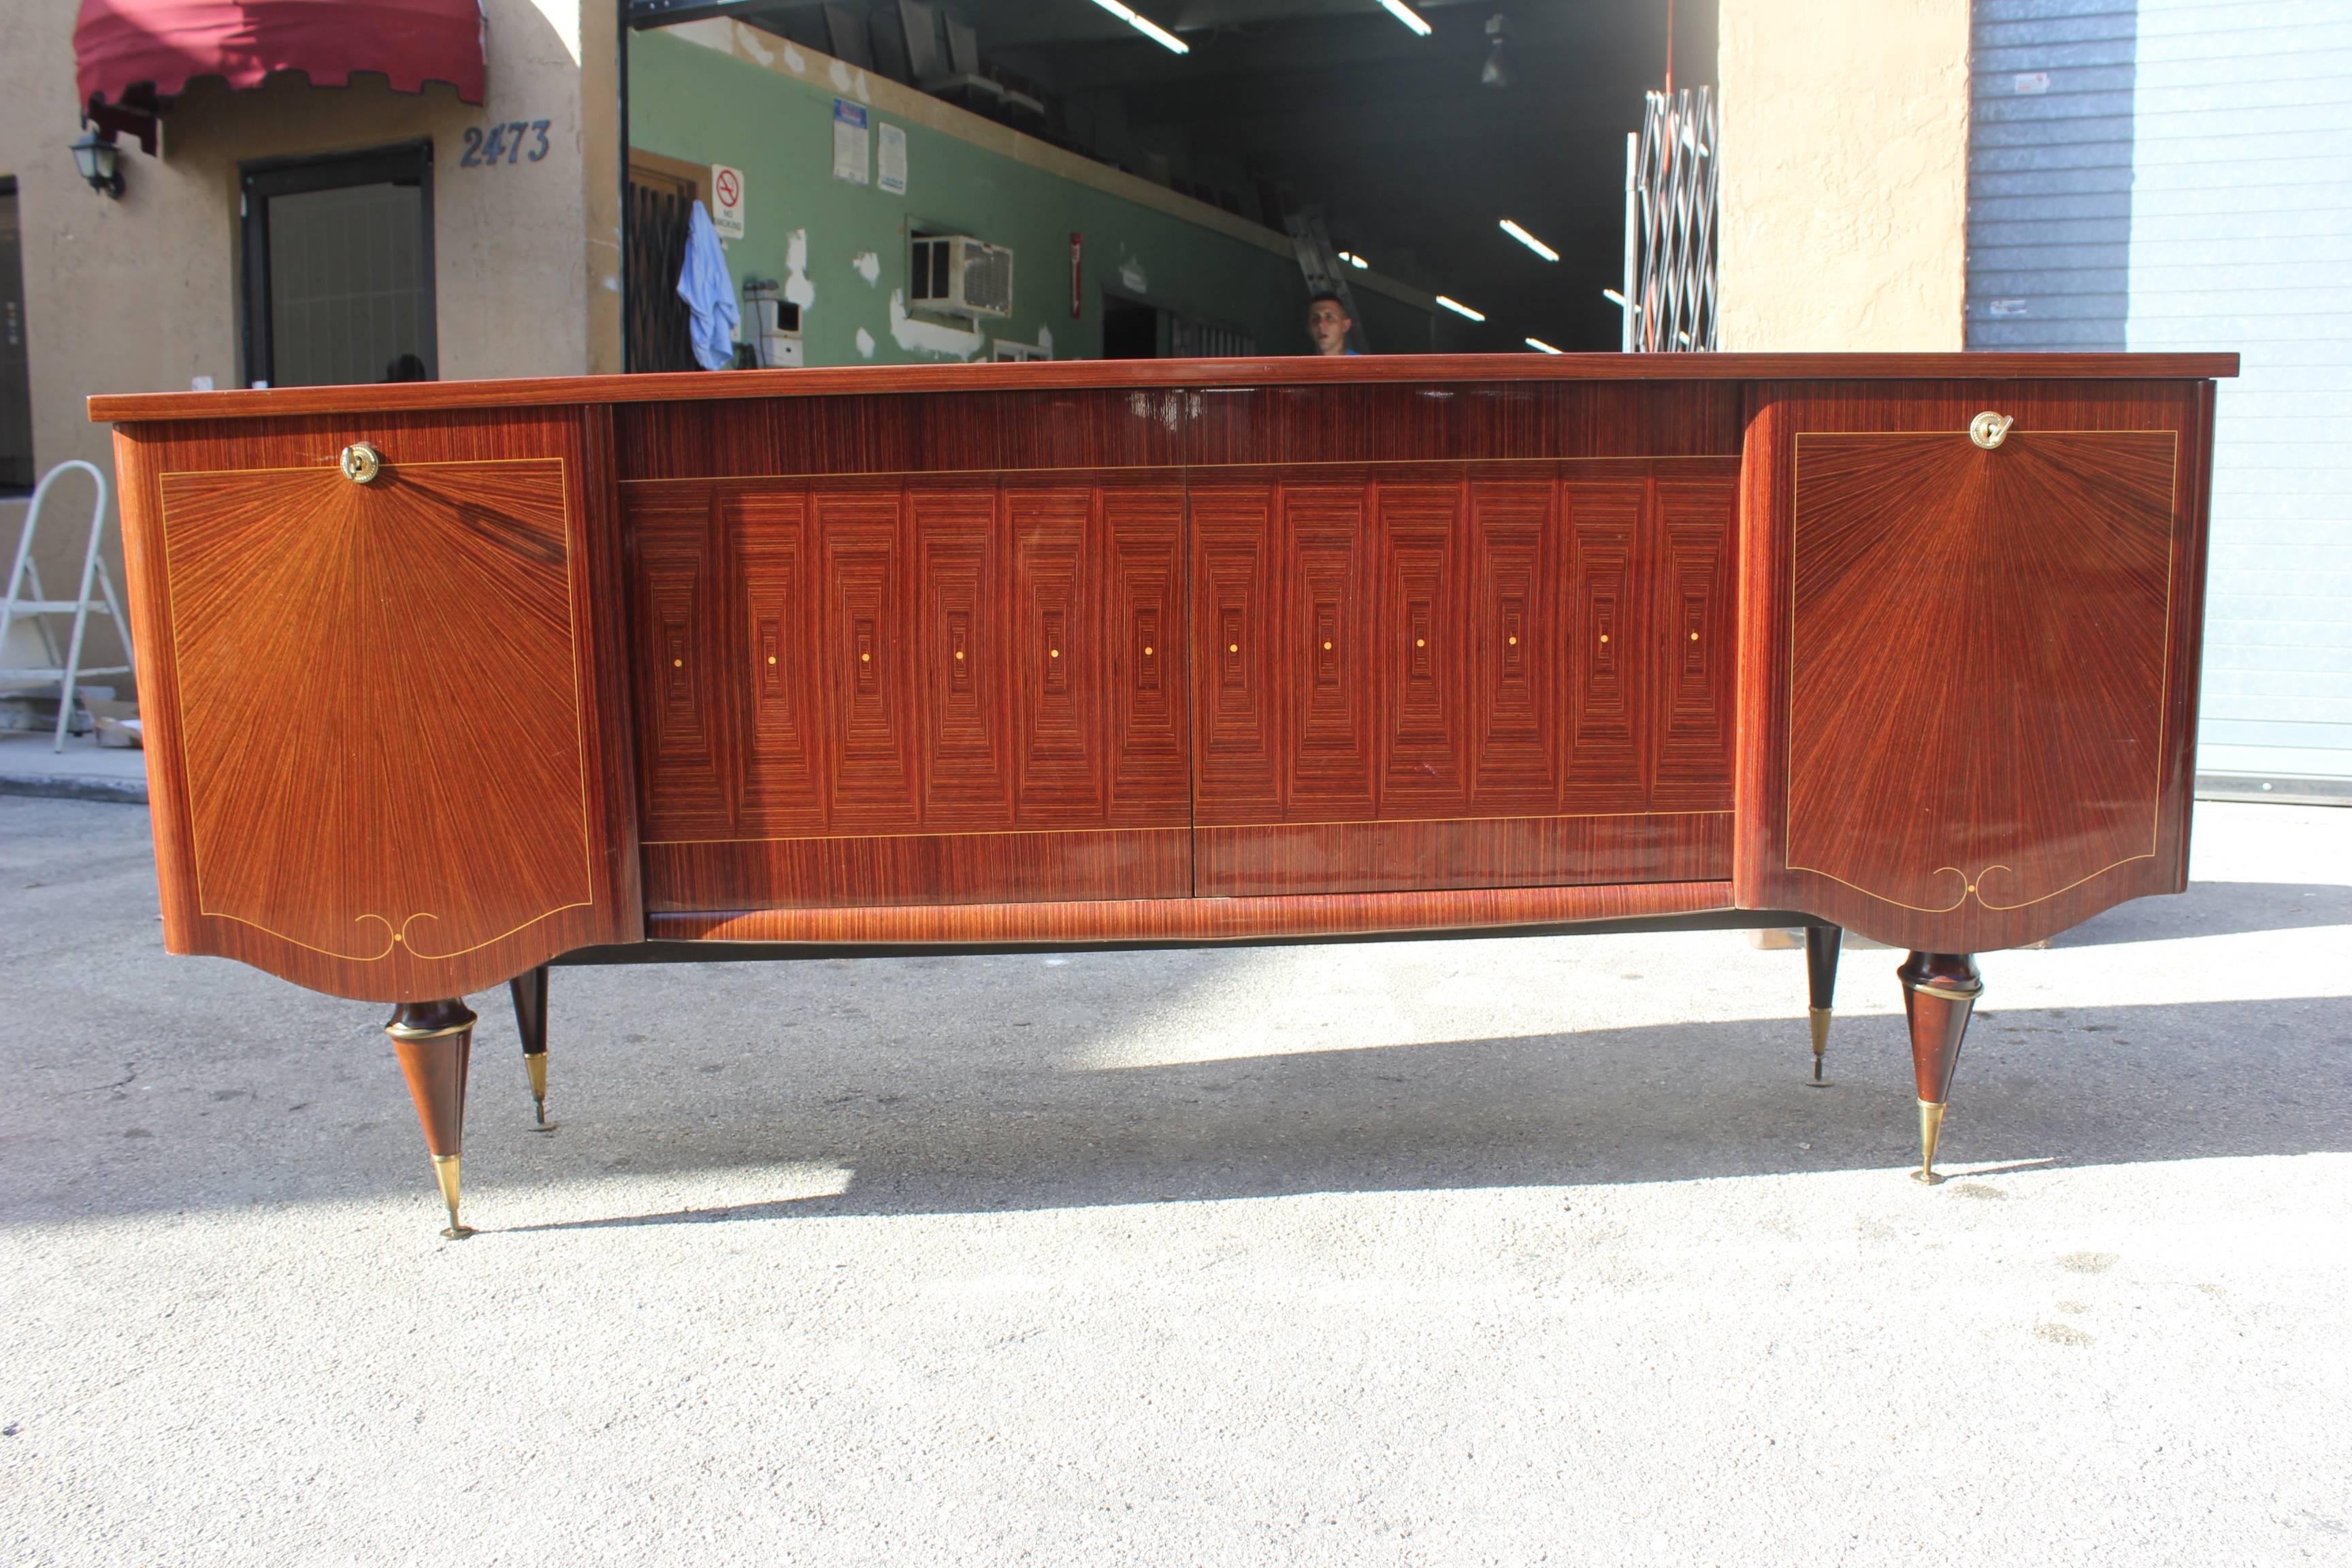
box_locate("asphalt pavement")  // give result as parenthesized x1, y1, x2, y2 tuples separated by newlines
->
(1, 794, 2345, 1566)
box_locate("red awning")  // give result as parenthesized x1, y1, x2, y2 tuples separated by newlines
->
(76, 0, 486, 112)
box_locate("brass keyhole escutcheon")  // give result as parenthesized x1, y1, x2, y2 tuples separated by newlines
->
(767, 655, 777, 665)
(1143, 646, 1154, 657)
(339, 442, 383, 484)
(1969, 411, 2014, 450)
(1050, 649, 1061, 659)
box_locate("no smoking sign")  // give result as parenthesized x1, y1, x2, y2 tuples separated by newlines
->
(710, 163, 745, 240)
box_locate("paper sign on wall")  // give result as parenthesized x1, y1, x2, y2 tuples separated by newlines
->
(833, 99, 869, 185)
(877, 122, 907, 196)
(709, 163, 745, 239)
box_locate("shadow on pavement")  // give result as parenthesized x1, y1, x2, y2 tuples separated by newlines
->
(2052, 881, 2352, 945)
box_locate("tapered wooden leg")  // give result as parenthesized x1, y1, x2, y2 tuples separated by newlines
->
(388, 999, 477, 1238)
(1898, 952, 1982, 1185)
(1805, 924, 1842, 1086)
(510, 964, 551, 1128)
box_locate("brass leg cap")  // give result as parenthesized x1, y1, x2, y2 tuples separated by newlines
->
(1914, 1100, 1947, 1185)
(432, 1154, 475, 1239)
(525, 1050, 551, 1129)
(1806, 1007, 1832, 1086)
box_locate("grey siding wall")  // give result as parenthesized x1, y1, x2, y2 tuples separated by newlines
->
(1966, 0, 2138, 350)
(2127, 0, 2352, 783)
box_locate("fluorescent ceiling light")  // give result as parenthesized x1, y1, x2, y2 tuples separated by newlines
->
(1337, 250, 1369, 270)
(1091, 0, 1188, 54)
(1499, 218, 1558, 261)
(1601, 287, 1628, 306)
(1525, 337, 1563, 354)
(1376, 0, 1433, 36)
(1435, 295, 1485, 322)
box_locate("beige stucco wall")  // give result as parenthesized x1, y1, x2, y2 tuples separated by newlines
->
(0, 0, 619, 694)
(1716, 0, 1972, 352)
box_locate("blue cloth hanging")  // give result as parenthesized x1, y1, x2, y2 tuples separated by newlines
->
(676, 200, 740, 371)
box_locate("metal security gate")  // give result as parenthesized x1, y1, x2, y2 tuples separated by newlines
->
(627, 172, 698, 375)
(1622, 87, 1719, 354)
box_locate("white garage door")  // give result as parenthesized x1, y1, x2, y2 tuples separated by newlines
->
(2127, 0, 2352, 787)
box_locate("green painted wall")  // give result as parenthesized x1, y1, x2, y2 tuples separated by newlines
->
(630, 29, 1364, 366)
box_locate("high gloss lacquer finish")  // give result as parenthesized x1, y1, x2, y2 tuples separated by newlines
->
(93, 354, 2229, 1224)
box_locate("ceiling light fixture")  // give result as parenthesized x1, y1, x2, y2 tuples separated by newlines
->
(1525, 337, 1563, 354)
(1499, 219, 1557, 261)
(1090, 0, 1189, 54)
(1435, 295, 1486, 322)
(1375, 0, 1433, 37)
(1337, 250, 1370, 270)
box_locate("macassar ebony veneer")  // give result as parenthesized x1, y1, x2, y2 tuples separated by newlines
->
(91, 353, 2231, 1233)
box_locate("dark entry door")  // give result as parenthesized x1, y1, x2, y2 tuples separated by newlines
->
(0, 178, 32, 491)
(240, 144, 436, 389)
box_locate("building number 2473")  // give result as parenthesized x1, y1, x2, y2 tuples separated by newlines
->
(461, 121, 553, 167)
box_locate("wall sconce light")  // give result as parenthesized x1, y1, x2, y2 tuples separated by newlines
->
(71, 131, 125, 198)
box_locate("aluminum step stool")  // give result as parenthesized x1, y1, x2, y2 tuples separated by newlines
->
(0, 460, 133, 751)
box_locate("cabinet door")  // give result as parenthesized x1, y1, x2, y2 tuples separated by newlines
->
(1286, 481, 1379, 817)
(633, 489, 735, 838)
(912, 485, 1013, 828)
(1746, 387, 2204, 950)
(1561, 477, 1648, 810)
(1651, 474, 1737, 809)
(1193, 483, 1283, 819)
(129, 412, 636, 1002)
(1377, 481, 1469, 815)
(732, 487, 826, 834)
(1007, 487, 1106, 823)
(1105, 480, 1189, 824)
(817, 490, 919, 830)
(1467, 479, 1561, 811)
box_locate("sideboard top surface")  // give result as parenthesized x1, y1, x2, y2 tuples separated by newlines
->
(88, 352, 2240, 425)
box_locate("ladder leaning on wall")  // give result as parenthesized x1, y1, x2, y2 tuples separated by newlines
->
(0, 459, 133, 751)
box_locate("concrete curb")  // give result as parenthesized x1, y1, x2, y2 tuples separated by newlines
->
(0, 774, 148, 804)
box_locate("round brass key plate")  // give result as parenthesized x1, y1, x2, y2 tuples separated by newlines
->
(340, 442, 384, 484)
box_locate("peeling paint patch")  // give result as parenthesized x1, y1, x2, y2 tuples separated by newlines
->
(784, 229, 815, 310)
(889, 290, 985, 360)
(853, 69, 872, 100)
(734, 24, 774, 67)
(853, 251, 881, 285)
(783, 42, 806, 72)
(855, 327, 877, 359)
(829, 60, 852, 93)
(1036, 325, 1054, 358)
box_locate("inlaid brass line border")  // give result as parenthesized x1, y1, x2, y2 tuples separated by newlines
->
(1782, 427, 2180, 915)
(157, 456, 601, 960)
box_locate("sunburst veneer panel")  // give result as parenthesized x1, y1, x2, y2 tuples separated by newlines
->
(154, 456, 610, 998)
(1786, 429, 2178, 933)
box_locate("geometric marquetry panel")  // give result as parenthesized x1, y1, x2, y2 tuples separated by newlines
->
(1788, 431, 2177, 919)
(157, 459, 595, 969)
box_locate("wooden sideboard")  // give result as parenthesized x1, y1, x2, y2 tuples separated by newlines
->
(91, 353, 2230, 1236)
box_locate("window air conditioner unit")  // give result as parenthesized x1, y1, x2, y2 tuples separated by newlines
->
(911, 234, 1014, 318)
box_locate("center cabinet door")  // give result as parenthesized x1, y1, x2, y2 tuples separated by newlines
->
(1189, 461, 1736, 897)
(630, 472, 1190, 911)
